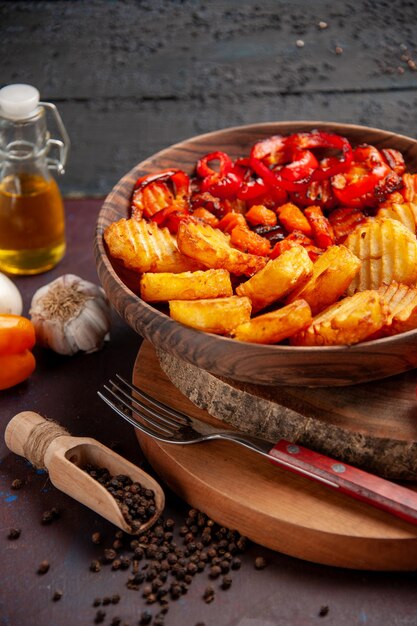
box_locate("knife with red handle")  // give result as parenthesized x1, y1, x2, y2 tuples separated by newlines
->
(266, 439, 417, 526)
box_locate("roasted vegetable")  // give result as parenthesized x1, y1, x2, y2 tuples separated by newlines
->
(344, 217, 417, 295)
(236, 245, 313, 313)
(169, 295, 252, 334)
(104, 218, 200, 273)
(177, 221, 267, 276)
(378, 281, 417, 336)
(286, 245, 361, 315)
(291, 291, 388, 346)
(232, 299, 312, 344)
(140, 269, 233, 302)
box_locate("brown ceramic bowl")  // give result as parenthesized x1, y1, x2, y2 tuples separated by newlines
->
(95, 121, 417, 387)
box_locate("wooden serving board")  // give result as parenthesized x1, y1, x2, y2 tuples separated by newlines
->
(133, 342, 417, 570)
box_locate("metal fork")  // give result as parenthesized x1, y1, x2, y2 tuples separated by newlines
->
(98, 374, 417, 527)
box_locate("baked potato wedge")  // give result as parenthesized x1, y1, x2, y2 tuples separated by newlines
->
(232, 299, 312, 344)
(344, 217, 417, 295)
(169, 295, 252, 334)
(402, 173, 417, 202)
(285, 245, 361, 315)
(377, 196, 417, 234)
(104, 218, 200, 273)
(236, 245, 313, 313)
(291, 290, 388, 346)
(177, 221, 267, 276)
(140, 269, 233, 302)
(378, 281, 417, 335)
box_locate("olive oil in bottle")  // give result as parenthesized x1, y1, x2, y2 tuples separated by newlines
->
(0, 84, 70, 274)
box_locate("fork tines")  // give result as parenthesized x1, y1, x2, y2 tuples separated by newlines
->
(98, 375, 189, 442)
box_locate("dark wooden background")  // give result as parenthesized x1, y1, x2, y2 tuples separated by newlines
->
(2, 0, 417, 196)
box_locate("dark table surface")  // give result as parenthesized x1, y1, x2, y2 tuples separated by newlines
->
(1, 199, 417, 626)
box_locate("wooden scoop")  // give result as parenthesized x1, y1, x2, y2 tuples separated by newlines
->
(4, 411, 165, 534)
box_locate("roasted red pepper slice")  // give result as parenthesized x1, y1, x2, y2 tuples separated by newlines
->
(290, 179, 336, 210)
(381, 148, 406, 176)
(250, 136, 317, 193)
(289, 131, 353, 181)
(196, 151, 233, 178)
(251, 135, 290, 166)
(196, 151, 243, 199)
(278, 149, 319, 183)
(331, 145, 395, 207)
(132, 169, 190, 219)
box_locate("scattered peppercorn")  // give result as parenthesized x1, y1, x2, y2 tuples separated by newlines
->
(41, 507, 60, 525)
(139, 609, 153, 624)
(52, 590, 63, 602)
(254, 556, 267, 570)
(94, 609, 106, 624)
(203, 585, 215, 604)
(37, 560, 50, 575)
(90, 559, 101, 573)
(221, 574, 233, 590)
(319, 605, 329, 617)
(7, 528, 21, 540)
(91, 531, 103, 544)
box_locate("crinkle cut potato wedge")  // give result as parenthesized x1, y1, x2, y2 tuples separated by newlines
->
(378, 281, 417, 335)
(140, 269, 233, 302)
(402, 173, 417, 202)
(377, 194, 417, 234)
(285, 245, 361, 315)
(345, 217, 417, 295)
(177, 221, 267, 277)
(291, 290, 388, 346)
(169, 295, 252, 335)
(232, 299, 312, 344)
(236, 245, 313, 313)
(104, 218, 201, 273)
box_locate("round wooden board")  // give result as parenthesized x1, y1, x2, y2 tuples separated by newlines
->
(133, 342, 417, 571)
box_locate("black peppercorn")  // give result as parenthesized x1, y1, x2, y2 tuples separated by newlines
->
(7, 528, 21, 540)
(221, 575, 233, 590)
(203, 585, 215, 603)
(37, 560, 50, 575)
(90, 560, 101, 573)
(254, 556, 267, 570)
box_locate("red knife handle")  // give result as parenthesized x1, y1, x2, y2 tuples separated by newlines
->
(269, 440, 417, 526)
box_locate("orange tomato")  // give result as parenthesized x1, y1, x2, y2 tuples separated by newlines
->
(0, 350, 36, 391)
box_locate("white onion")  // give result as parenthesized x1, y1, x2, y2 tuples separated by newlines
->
(0, 272, 23, 315)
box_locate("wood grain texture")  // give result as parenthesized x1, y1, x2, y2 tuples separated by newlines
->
(2, 0, 417, 195)
(156, 345, 417, 481)
(95, 121, 417, 387)
(133, 342, 417, 570)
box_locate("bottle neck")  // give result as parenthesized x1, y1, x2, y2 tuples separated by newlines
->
(0, 107, 50, 165)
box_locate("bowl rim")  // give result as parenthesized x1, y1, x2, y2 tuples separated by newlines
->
(94, 120, 417, 379)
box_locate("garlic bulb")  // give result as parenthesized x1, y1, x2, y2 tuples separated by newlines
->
(0, 272, 23, 315)
(29, 274, 111, 355)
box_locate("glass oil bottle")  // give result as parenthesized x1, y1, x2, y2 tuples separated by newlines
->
(0, 84, 70, 274)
